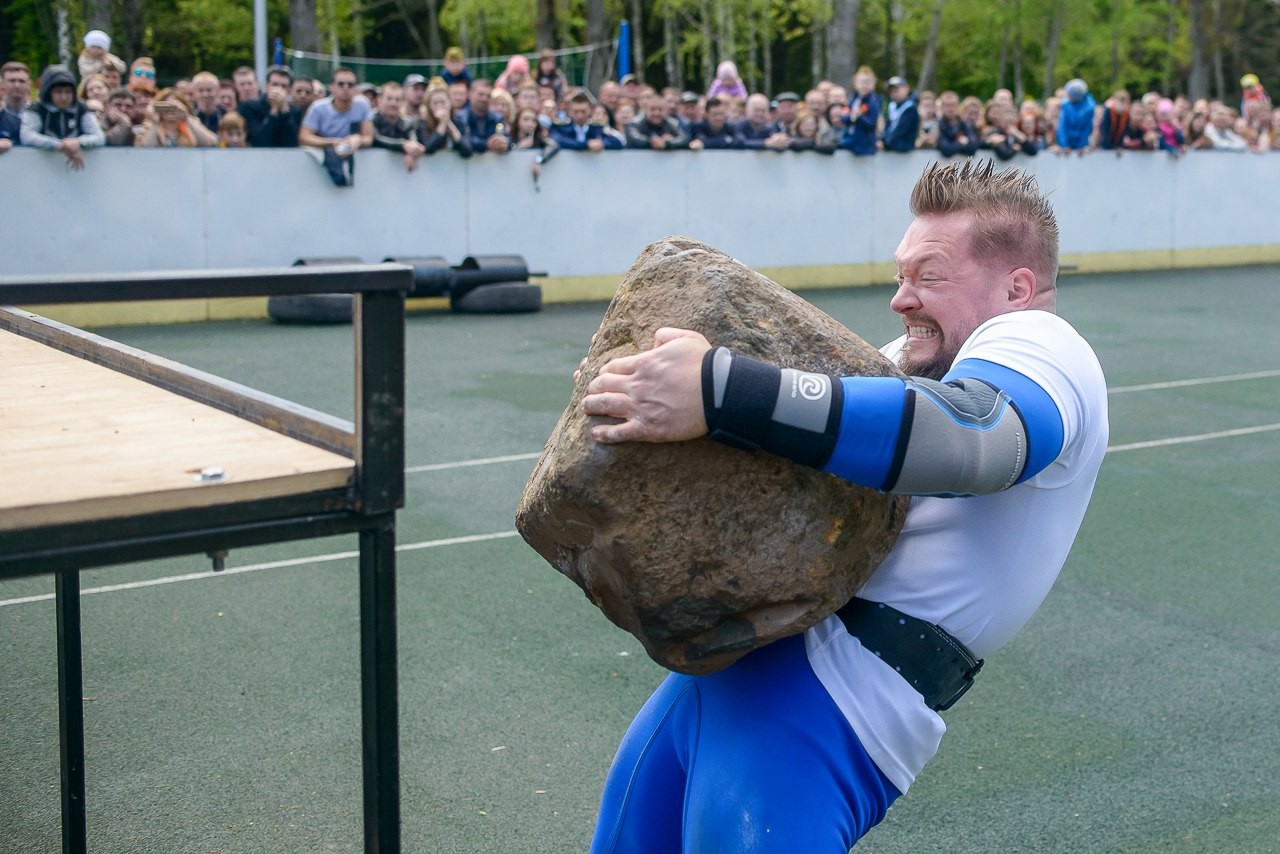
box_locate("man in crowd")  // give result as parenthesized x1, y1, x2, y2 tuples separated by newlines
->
(598, 79, 622, 125)
(458, 79, 509, 153)
(100, 87, 141, 146)
(551, 90, 609, 151)
(402, 74, 428, 119)
(372, 81, 426, 171)
(238, 65, 303, 148)
(881, 76, 920, 152)
(773, 91, 800, 132)
(733, 92, 789, 150)
(688, 95, 737, 149)
(190, 71, 225, 132)
(290, 75, 318, 114)
(0, 60, 31, 153)
(20, 64, 105, 170)
(299, 67, 374, 185)
(676, 91, 702, 134)
(578, 159, 1107, 852)
(1096, 89, 1132, 151)
(232, 66, 260, 105)
(625, 94, 689, 150)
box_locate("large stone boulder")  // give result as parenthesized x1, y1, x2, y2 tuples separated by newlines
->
(515, 236, 908, 675)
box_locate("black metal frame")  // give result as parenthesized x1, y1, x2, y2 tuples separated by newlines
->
(0, 264, 411, 854)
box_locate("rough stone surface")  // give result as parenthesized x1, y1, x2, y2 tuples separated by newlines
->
(516, 236, 908, 675)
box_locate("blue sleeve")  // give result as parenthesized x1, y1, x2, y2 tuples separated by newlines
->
(943, 358, 1064, 483)
(820, 377, 908, 489)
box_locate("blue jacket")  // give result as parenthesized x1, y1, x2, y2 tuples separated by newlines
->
(732, 118, 782, 150)
(457, 106, 504, 152)
(881, 95, 920, 152)
(550, 120, 620, 150)
(842, 92, 881, 155)
(690, 119, 737, 149)
(1056, 94, 1096, 150)
(0, 108, 21, 146)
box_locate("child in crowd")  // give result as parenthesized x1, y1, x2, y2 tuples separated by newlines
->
(77, 30, 125, 80)
(842, 65, 881, 156)
(218, 112, 247, 147)
(1156, 99, 1186, 154)
(707, 61, 747, 101)
(535, 49, 567, 102)
(441, 47, 472, 86)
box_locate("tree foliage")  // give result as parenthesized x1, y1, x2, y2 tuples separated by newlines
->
(1, 0, 1275, 100)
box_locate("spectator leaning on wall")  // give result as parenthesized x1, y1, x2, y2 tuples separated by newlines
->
(881, 76, 920, 152)
(20, 65, 105, 170)
(0, 60, 31, 153)
(1056, 78, 1096, 154)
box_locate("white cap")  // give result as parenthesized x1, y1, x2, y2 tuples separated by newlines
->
(84, 29, 111, 50)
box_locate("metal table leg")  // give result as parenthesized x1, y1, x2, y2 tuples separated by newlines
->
(359, 522, 400, 853)
(55, 569, 88, 854)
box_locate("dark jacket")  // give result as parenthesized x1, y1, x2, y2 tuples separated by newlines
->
(372, 112, 423, 151)
(237, 96, 302, 147)
(689, 119, 737, 149)
(881, 96, 920, 152)
(457, 106, 503, 152)
(195, 106, 225, 133)
(20, 66, 104, 148)
(1098, 107, 1130, 150)
(422, 116, 474, 157)
(625, 116, 689, 149)
(842, 91, 881, 155)
(732, 118, 782, 150)
(0, 108, 21, 146)
(549, 120, 610, 150)
(937, 116, 980, 157)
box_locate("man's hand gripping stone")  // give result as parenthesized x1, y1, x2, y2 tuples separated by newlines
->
(580, 327, 712, 444)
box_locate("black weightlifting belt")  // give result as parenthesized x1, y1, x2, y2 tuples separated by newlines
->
(836, 597, 984, 712)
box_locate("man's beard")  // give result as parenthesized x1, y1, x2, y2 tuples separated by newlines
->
(897, 340, 955, 382)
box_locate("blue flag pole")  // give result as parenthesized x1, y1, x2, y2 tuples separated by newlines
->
(617, 20, 631, 79)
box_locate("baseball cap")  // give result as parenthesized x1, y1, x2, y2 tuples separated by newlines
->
(358, 82, 379, 96)
(680, 91, 700, 104)
(1241, 73, 1260, 89)
(403, 73, 427, 87)
(886, 76, 908, 89)
(620, 73, 638, 85)
(774, 91, 800, 102)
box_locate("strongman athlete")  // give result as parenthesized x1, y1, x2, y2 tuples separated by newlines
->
(579, 160, 1109, 851)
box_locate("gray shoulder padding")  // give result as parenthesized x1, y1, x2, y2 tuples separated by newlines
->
(888, 378, 1029, 496)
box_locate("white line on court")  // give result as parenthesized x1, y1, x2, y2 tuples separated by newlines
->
(3, 370, 1277, 610)
(1109, 369, 1280, 395)
(1106, 422, 1280, 453)
(405, 452, 540, 473)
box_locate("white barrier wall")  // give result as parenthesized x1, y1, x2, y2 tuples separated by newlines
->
(2, 147, 1278, 284)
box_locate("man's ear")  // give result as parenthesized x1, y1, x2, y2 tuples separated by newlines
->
(1008, 267, 1037, 308)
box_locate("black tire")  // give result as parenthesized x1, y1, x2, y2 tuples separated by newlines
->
(384, 255, 454, 297)
(452, 254, 530, 299)
(267, 294, 354, 324)
(292, 256, 364, 267)
(450, 281, 542, 314)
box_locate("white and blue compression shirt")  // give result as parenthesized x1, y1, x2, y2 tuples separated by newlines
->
(705, 310, 1109, 794)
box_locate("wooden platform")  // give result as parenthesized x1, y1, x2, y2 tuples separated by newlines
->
(0, 330, 355, 532)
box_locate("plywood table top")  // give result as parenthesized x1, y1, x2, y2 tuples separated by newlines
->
(0, 329, 355, 532)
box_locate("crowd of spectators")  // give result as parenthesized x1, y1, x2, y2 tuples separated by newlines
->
(3, 28, 1278, 178)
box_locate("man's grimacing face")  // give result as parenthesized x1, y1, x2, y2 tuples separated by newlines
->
(890, 213, 1018, 380)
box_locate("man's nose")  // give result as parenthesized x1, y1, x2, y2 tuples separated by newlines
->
(890, 283, 920, 314)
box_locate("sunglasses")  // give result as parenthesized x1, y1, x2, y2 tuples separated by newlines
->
(132, 68, 156, 78)
(333, 80, 357, 88)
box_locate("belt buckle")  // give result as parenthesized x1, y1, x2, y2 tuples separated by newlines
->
(934, 659, 984, 712)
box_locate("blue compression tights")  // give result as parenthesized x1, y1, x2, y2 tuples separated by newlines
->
(589, 635, 901, 853)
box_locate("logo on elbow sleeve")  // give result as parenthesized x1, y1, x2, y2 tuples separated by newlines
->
(794, 372, 829, 401)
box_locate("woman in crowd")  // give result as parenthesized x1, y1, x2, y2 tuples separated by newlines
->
(1184, 110, 1213, 149)
(1268, 108, 1280, 150)
(788, 108, 836, 153)
(824, 102, 848, 145)
(1018, 101, 1049, 151)
(612, 100, 636, 136)
(135, 87, 218, 147)
(77, 74, 110, 105)
(535, 49, 568, 102)
(960, 95, 985, 134)
(512, 106, 559, 166)
(421, 84, 473, 157)
(980, 103, 1036, 159)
